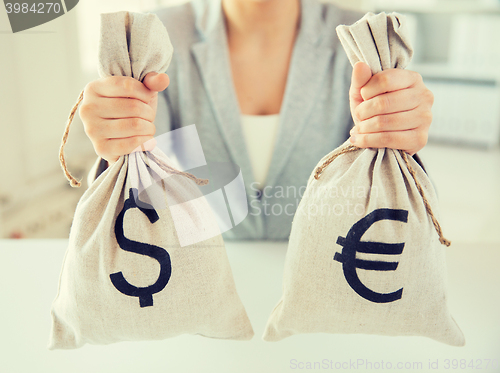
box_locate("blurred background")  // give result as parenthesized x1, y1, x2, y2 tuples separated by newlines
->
(0, 0, 499, 244)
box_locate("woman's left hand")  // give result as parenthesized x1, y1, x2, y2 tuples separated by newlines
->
(348, 61, 434, 155)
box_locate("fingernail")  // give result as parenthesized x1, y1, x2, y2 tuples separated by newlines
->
(349, 135, 356, 144)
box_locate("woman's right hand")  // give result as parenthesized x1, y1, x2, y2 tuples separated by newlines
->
(80, 72, 170, 165)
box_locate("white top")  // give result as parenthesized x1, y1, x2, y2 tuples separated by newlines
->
(240, 114, 280, 188)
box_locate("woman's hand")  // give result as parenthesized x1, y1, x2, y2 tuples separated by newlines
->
(80, 72, 170, 165)
(348, 62, 434, 155)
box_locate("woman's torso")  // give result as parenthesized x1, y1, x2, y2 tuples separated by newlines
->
(153, 0, 361, 239)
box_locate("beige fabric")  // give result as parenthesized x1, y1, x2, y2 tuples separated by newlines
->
(263, 12, 465, 346)
(336, 12, 413, 74)
(97, 12, 173, 82)
(49, 12, 253, 349)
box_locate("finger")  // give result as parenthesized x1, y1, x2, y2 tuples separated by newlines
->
(353, 108, 432, 134)
(143, 72, 170, 92)
(90, 118, 155, 139)
(349, 128, 428, 154)
(132, 137, 157, 153)
(88, 76, 156, 104)
(94, 97, 156, 122)
(360, 69, 422, 101)
(355, 88, 420, 121)
(349, 62, 373, 114)
(103, 135, 156, 159)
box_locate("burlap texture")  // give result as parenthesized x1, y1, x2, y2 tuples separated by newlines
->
(336, 12, 413, 74)
(97, 11, 173, 82)
(263, 12, 464, 346)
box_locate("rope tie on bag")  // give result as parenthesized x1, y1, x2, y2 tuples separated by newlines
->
(59, 91, 209, 188)
(146, 151, 208, 186)
(59, 90, 85, 187)
(399, 150, 450, 247)
(314, 144, 451, 247)
(314, 144, 359, 180)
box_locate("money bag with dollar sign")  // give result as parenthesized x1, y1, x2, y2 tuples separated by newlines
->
(263, 12, 465, 346)
(49, 11, 253, 349)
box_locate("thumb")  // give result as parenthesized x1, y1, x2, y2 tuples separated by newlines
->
(349, 62, 372, 113)
(143, 72, 170, 92)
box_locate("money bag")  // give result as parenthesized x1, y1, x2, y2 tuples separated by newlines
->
(262, 12, 465, 346)
(49, 12, 253, 349)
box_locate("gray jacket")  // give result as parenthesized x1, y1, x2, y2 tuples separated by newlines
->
(152, 0, 362, 240)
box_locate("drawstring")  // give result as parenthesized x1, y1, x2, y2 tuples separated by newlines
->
(314, 144, 451, 247)
(59, 90, 209, 188)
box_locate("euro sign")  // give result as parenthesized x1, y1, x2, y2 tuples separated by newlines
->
(334, 208, 408, 303)
(111, 188, 172, 308)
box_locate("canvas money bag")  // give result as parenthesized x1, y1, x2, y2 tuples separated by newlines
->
(50, 12, 253, 349)
(263, 12, 465, 346)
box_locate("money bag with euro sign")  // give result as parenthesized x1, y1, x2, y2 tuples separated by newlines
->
(263, 12, 465, 346)
(49, 11, 253, 349)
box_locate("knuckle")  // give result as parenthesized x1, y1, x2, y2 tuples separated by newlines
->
(144, 122, 156, 137)
(376, 73, 391, 90)
(79, 102, 88, 119)
(422, 110, 433, 126)
(378, 131, 392, 146)
(374, 115, 389, 131)
(79, 101, 94, 120)
(425, 88, 435, 105)
(413, 71, 424, 84)
(356, 134, 367, 148)
(83, 81, 96, 95)
(353, 107, 362, 122)
(376, 95, 390, 113)
(121, 78, 136, 96)
(83, 120, 95, 138)
(145, 105, 155, 121)
(128, 99, 143, 116)
(108, 76, 123, 89)
(109, 76, 131, 95)
(129, 117, 143, 132)
(379, 132, 392, 145)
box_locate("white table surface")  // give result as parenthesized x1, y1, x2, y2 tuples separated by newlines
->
(0, 239, 498, 373)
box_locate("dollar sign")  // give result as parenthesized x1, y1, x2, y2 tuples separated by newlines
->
(110, 188, 172, 308)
